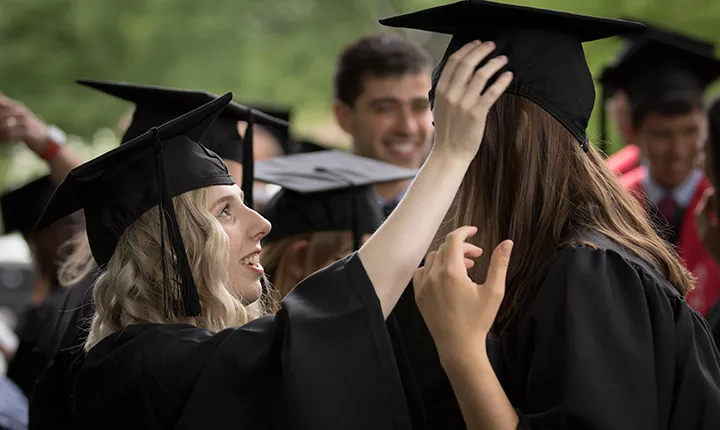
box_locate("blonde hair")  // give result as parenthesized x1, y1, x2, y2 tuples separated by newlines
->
(57, 229, 96, 288)
(86, 187, 267, 350)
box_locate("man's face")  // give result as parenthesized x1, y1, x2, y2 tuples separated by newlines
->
(635, 109, 706, 189)
(335, 72, 433, 169)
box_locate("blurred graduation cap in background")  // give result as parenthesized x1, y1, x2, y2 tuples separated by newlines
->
(242, 104, 294, 155)
(256, 150, 417, 250)
(602, 30, 720, 102)
(380, 0, 644, 152)
(77, 79, 290, 208)
(1, 176, 61, 236)
(36, 92, 236, 317)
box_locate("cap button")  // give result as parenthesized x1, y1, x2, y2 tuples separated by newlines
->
(581, 136, 590, 152)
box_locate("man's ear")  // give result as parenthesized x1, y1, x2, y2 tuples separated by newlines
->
(333, 100, 354, 134)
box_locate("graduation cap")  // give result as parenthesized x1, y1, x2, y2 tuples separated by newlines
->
(36, 92, 236, 318)
(77, 79, 291, 208)
(1, 175, 57, 236)
(243, 104, 294, 154)
(256, 150, 417, 250)
(380, 0, 644, 151)
(600, 23, 716, 92)
(600, 30, 720, 108)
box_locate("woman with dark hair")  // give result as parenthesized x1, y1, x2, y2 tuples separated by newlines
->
(382, 1, 720, 429)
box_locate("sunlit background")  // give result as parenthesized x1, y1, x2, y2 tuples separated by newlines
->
(2, 0, 720, 189)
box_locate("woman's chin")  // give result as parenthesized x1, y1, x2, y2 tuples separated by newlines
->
(237, 281, 263, 305)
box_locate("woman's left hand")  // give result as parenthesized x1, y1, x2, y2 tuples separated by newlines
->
(413, 226, 513, 357)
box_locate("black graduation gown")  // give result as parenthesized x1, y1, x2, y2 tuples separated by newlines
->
(388, 233, 720, 429)
(707, 300, 720, 348)
(29, 272, 96, 430)
(6, 287, 68, 397)
(72, 253, 412, 430)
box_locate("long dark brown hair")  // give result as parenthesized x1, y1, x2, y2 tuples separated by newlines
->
(449, 94, 693, 333)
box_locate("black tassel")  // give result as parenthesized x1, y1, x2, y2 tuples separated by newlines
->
(242, 111, 255, 208)
(152, 128, 202, 318)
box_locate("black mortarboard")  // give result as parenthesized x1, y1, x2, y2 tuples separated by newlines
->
(245, 104, 293, 154)
(1, 175, 57, 235)
(380, 0, 644, 151)
(77, 79, 290, 209)
(600, 30, 720, 106)
(36, 92, 236, 317)
(256, 150, 417, 249)
(600, 24, 716, 91)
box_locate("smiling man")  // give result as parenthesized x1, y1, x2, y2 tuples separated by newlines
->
(333, 34, 434, 215)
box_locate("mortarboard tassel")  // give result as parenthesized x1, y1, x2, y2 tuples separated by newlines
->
(151, 128, 202, 317)
(242, 111, 255, 209)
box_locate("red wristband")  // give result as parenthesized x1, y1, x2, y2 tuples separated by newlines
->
(38, 139, 62, 161)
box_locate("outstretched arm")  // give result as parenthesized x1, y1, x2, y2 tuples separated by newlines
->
(358, 40, 513, 318)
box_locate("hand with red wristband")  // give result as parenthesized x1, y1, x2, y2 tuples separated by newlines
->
(0, 92, 66, 161)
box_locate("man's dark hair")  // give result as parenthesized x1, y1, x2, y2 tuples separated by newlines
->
(631, 91, 704, 128)
(333, 33, 433, 107)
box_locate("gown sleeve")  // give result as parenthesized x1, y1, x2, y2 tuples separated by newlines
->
(175, 252, 412, 430)
(511, 246, 720, 429)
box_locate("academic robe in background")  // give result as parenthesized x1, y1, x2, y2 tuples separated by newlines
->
(6, 287, 68, 397)
(629, 175, 720, 316)
(72, 254, 412, 430)
(387, 232, 720, 429)
(29, 273, 96, 430)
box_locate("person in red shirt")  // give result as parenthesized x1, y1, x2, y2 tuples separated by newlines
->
(603, 29, 720, 316)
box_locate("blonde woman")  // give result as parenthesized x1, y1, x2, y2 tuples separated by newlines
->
(34, 42, 513, 430)
(29, 82, 289, 430)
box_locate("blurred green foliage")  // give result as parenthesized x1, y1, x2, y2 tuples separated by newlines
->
(1, 0, 720, 188)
